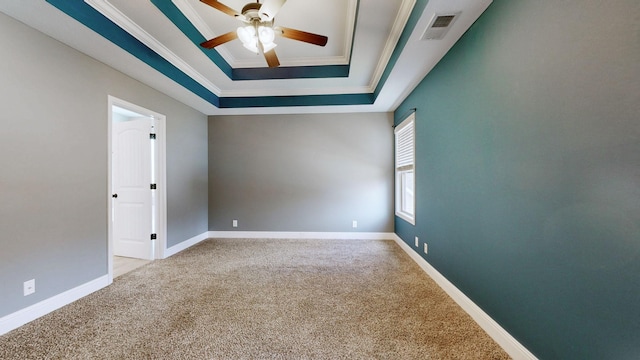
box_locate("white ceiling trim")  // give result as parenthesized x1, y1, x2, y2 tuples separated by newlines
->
(172, 0, 215, 40)
(383, 0, 493, 111)
(0, 0, 494, 114)
(84, 0, 223, 96)
(85, 0, 414, 98)
(365, 0, 416, 93)
(85, 0, 368, 98)
(175, 0, 357, 68)
(171, 0, 240, 66)
(220, 0, 417, 97)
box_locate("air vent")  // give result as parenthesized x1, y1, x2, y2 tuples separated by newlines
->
(421, 13, 460, 40)
(432, 15, 455, 28)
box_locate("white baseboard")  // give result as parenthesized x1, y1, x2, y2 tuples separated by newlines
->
(163, 231, 210, 258)
(392, 236, 537, 360)
(1, 230, 209, 336)
(1, 231, 533, 358)
(208, 231, 396, 240)
(0, 275, 109, 336)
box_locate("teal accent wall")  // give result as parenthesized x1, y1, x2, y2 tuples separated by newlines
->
(394, 0, 640, 358)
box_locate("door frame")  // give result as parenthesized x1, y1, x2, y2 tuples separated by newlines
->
(107, 95, 167, 284)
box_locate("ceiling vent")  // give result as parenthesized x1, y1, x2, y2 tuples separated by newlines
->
(420, 13, 460, 40)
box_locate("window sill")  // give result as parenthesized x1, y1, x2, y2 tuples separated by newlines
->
(395, 212, 415, 226)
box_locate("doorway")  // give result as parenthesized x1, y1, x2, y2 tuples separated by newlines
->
(107, 96, 166, 283)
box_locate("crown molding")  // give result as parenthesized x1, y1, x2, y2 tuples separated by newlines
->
(367, 0, 416, 92)
(82, 0, 408, 98)
(171, 0, 240, 65)
(175, 0, 356, 68)
(84, 0, 222, 96)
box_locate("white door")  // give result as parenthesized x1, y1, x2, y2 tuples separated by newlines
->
(112, 118, 154, 260)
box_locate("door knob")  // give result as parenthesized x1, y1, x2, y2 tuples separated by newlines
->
(112, 194, 118, 198)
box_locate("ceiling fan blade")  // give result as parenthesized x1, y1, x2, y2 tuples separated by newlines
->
(200, 31, 238, 49)
(278, 27, 328, 47)
(259, 0, 286, 21)
(200, 0, 243, 19)
(264, 49, 280, 68)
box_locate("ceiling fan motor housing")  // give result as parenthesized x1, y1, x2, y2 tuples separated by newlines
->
(199, 0, 327, 68)
(241, 3, 262, 21)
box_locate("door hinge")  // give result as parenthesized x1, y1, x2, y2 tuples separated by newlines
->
(150, 133, 156, 140)
(150, 183, 157, 190)
(151, 233, 157, 240)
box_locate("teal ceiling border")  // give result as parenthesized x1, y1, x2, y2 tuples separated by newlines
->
(231, 65, 349, 81)
(151, 0, 351, 81)
(374, 0, 428, 98)
(44, 0, 424, 109)
(45, 0, 221, 107)
(220, 93, 374, 108)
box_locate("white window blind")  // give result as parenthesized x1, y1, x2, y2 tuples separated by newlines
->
(395, 113, 415, 171)
(394, 112, 415, 225)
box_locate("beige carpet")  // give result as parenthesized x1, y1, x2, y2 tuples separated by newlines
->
(0, 239, 510, 359)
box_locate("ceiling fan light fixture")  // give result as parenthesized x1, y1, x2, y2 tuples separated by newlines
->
(237, 25, 255, 44)
(242, 41, 259, 54)
(237, 24, 277, 55)
(237, 25, 259, 53)
(199, 0, 327, 67)
(258, 25, 277, 52)
(258, 26, 275, 44)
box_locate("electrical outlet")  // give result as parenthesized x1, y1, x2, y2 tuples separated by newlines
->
(415, 236, 419, 247)
(24, 279, 35, 296)
(232, 219, 238, 228)
(424, 243, 428, 254)
(352, 220, 358, 228)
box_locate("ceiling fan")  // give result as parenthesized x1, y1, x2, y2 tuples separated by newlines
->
(199, 0, 328, 68)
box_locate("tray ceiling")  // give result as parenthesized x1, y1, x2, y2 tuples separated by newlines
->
(0, 0, 493, 115)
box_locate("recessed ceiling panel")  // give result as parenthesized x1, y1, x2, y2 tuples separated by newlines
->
(180, 0, 354, 68)
(0, 0, 493, 113)
(151, 0, 357, 80)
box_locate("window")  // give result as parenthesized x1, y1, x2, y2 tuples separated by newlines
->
(395, 112, 415, 224)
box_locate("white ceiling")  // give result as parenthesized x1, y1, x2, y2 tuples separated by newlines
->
(177, 0, 356, 67)
(0, 0, 493, 115)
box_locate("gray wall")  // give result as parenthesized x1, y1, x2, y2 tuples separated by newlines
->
(165, 110, 208, 248)
(208, 113, 394, 232)
(395, 0, 640, 358)
(0, 12, 208, 317)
